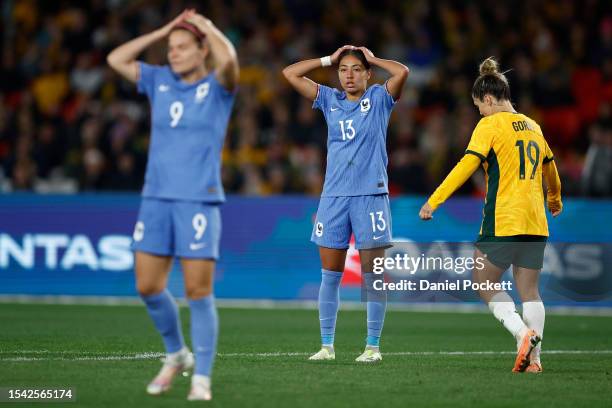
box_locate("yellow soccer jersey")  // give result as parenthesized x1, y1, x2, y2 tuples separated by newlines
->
(465, 112, 554, 237)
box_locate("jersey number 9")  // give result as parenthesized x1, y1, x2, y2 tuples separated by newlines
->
(192, 213, 207, 240)
(170, 101, 184, 128)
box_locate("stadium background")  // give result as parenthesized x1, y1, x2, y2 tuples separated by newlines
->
(1, 0, 610, 305)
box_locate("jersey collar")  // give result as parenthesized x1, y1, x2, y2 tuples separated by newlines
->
(336, 86, 371, 109)
(168, 66, 214, 90)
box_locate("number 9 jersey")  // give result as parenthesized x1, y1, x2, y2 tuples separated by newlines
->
(137, 62, 236, 203)
(465, 112, 554, 237)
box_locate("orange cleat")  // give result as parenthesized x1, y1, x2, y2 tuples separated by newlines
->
(525, 362, 543, 373)
(512, 329, 541, 372)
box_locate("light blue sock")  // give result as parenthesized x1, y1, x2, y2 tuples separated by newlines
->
(319, 269, 342, 347)
(363, 272, 387, 348)
(189, 294, 218, 376)
(141, 289, 185, 354)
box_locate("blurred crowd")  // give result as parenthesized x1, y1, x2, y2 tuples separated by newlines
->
(1, 0, 611, 197)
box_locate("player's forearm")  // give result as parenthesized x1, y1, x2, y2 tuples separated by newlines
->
(543, 161, 562, 201)
(282, 59, 319, 100)
(198, 20, 238, 73)
(369, 57, 409, 79)
(369, 57, 409, 100)
(107, 30, 164, 70)
(427, 154, 481, 210)
(282, 59, 322, 79)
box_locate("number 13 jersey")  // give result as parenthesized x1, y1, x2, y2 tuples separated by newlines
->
(313, 83, 396, 197)
(137, 62, 235, 203)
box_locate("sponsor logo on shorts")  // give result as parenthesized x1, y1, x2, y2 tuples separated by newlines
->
(189, 242, 207, 251)
(373, 235, 384, 241)
(315, 222, 324, 237)
(133, 222, 144, 242)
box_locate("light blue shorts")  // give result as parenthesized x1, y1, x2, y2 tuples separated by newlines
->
(311, 194, 392, 250)
(131, 198, 221, 259)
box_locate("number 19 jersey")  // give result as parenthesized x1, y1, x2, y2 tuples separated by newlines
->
(313, 83, 396, 197)
(465, 112, 554, 237)
(137, 62, 235, 203)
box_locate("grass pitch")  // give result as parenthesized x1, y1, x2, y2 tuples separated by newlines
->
(1, 303, 611, 407)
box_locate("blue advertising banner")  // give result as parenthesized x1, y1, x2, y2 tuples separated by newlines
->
(0, 194, 610, 306)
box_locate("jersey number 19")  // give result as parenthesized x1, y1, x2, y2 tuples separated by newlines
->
(515, 140, 540, 180)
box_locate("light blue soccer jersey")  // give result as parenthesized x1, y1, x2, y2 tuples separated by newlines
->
(137, 62, 235, 202)
(313, 83, 395, 197)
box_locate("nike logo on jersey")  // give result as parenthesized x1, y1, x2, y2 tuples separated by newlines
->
(373, 235, 385, 240)
(189, 242, 207, 250)
(330, 107, 339, 111)
(158, 84, 170, 92)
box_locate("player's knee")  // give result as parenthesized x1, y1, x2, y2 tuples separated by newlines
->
(321, 258, 345, 272)
(518, 288, 540, 303)
(136, 280, 165, 297)
(185, 285, 213, 300)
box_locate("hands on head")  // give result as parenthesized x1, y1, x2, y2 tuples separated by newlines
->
(330, 45, 355, 64)
(330, 45, 375, 64)
(356, 46, 375, 61)
(160, 8, 210, 37)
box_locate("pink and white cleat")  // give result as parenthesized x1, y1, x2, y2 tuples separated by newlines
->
(146, 347, 194, 395)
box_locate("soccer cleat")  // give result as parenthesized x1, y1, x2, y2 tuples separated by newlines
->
(146, 347, 194, 395)
(187, 375, 212, 401)
(355, 348, 382, 362)
(512, 329, 541, 373)
(308, 348, 335, 361)
(525, 362, 543, 373)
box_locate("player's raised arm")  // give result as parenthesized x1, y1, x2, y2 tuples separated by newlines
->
(282, 45, 354, 101)
(106, 10, 191, 83)
(185, 13, 239, 91)
(543, 160, 563, 217)
(356, 46, 409, 101)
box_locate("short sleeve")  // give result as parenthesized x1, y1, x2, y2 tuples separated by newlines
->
(312, 84, 333, 112)
(137, 62, 158, 97)
(465, 119, 495, 161)
(543, 139, 554, 163)
(381, 81, 397, 110)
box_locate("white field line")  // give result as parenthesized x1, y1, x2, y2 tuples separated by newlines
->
(1, 350, 612, 362)
(3, 296, 612, 316)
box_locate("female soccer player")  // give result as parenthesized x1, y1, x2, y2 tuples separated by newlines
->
(283, 46, 409, 362)
(419, 57, 562, 373)
(107, 9, 238, 400)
